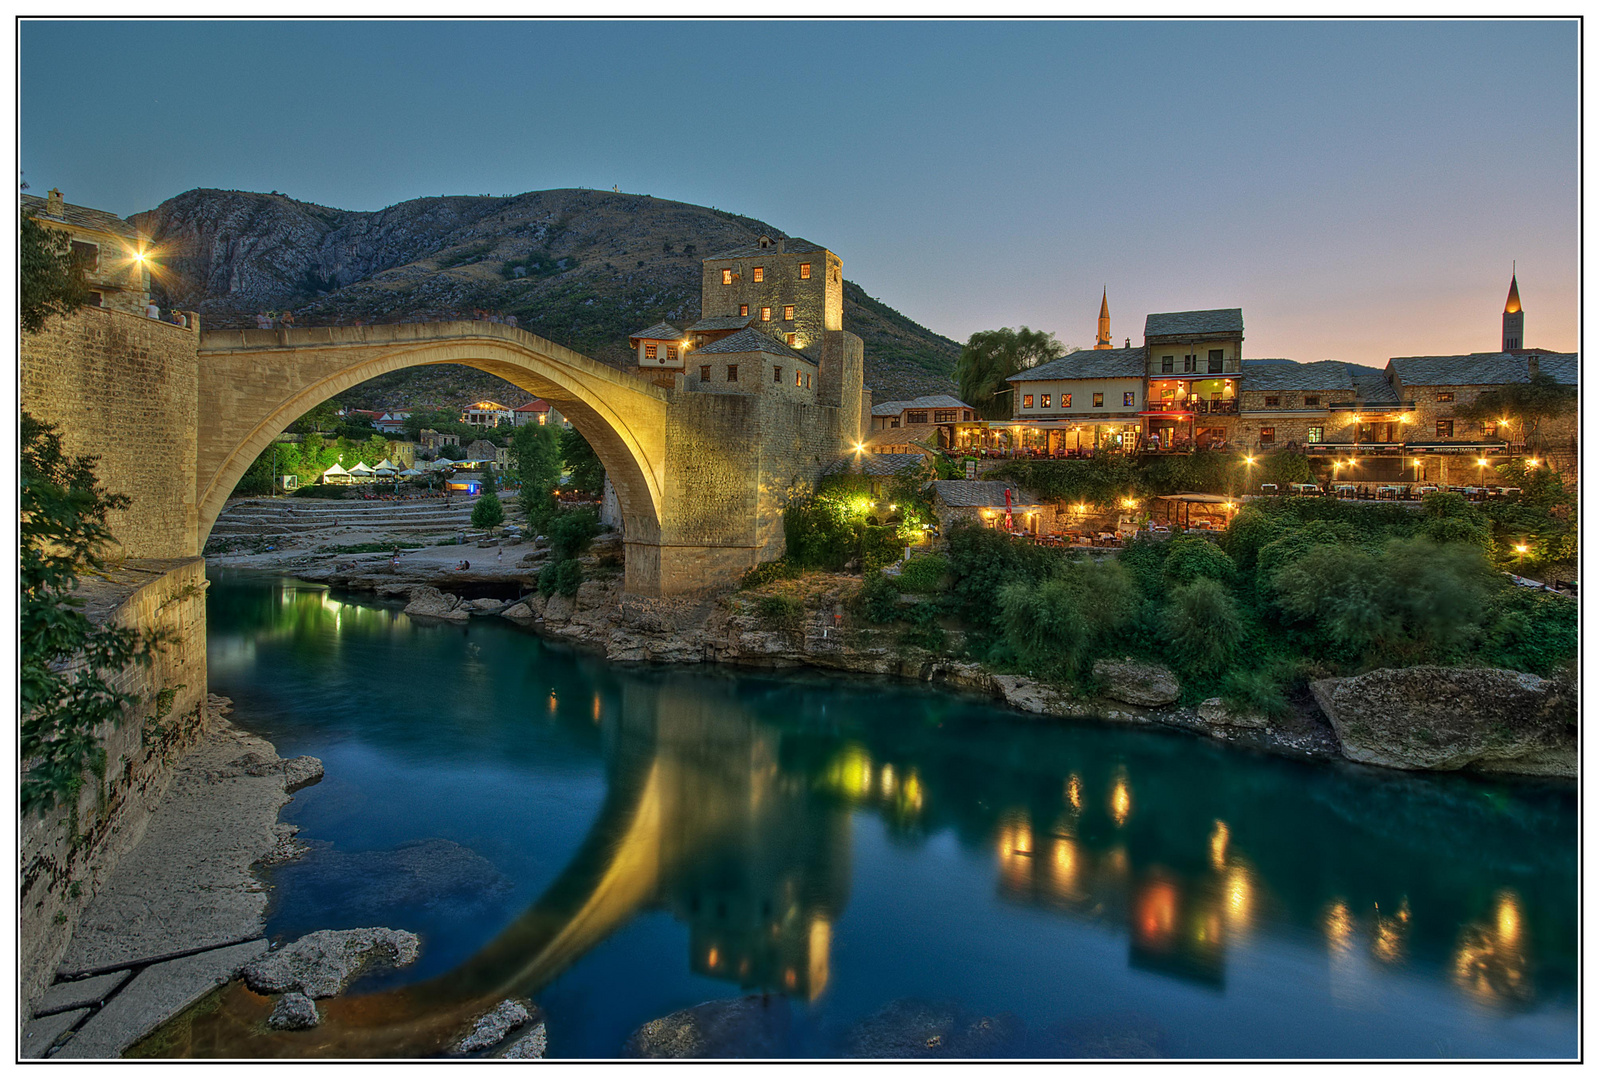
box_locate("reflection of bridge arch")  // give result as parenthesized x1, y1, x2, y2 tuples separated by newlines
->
(196, 322, 669, 577)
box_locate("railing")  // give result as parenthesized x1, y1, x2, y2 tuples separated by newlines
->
(1147, 399, 1238, 414)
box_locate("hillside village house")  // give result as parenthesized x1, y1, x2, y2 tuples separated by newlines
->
(867, 395, 980, 453)
(22, 188, 153, 317)
(1141, 308, 1244, 449)
(512, 399, 567, 427)
(462, 439, 510, 470)
(929, 480, 1054, 536)
(372, 410, 411, 434)
(461, 400, 514, 428)
(1002, 349, 1147, 453)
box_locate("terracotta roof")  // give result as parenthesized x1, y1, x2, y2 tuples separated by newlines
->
(21, 193, 141, 241)
(628, 321, 683, 342)
(1009, 348, 1146, 383)
(1144, 308, 1243, 339)
(692, 327, 813, 361)
(931, 480, 1042, 508)
(1387, 352, 1578, 387)
(870, 394, 973, 416)
(514, 399, 551, 412)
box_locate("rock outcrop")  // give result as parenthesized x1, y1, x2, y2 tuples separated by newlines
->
(453, 999, 533, 1054)
(266, 992, 320, 1030)
(497, 1022, 548, 1059)
(843, 998, 1026, 1058)
(1092, 659, 1181, 707)
(402, 586, 469, 621)
(1310, 666, 1577, 776)
(622, 996, 791, 1058)
(242, 928, 420, 999)
(1198, 697, 1268, 729)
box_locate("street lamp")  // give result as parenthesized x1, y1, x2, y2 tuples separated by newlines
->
(1477, 457, 1490, 487)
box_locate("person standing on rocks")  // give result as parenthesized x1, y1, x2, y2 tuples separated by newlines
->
(281, 310, 295, 330)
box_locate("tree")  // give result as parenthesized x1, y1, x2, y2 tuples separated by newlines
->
(1459, 372, 1577, 448)
(21, 210, 90, 333)
(288, 399, 343, 435)
(470, 488, 504, 529)
(955, 327, 1064, 419)
(1163, 578, 1244, 677)
(511, 422, 562, 529)
(560, 426, 607, 495)
(20, 414, 154, 815)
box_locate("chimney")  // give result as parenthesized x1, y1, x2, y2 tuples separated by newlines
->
(46, 188, 63, 216)
(777, 237, 786, 255)
(1528, 354, 1539, 380)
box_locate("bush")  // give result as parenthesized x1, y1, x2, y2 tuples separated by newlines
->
(470, 489, 504, 529)
(756, 593, 805, 629)
(1163, 577, 1245, 678)
(1220, 665, 1293, 719)
(855, 571, 901, 624)
(897, 554, 949, 594)
(539, 557, 585, 597)
(1162, 534, 1236, 585)
(741, 559, 799, 590)
(291, 484, 348, 499)
(547, 507, 601, 560)
(997, 559, 1138, 679)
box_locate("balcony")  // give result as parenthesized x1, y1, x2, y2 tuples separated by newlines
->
(1147, 398, 1237, 415)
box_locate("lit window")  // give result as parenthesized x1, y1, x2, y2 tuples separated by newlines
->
(1307, 426, 1323, 443)
(774, 366, 783, 382)
(700, 365, 710, 381)
(645, 343, 658, 360)
(666, 347, 676, 362)
(1093, 393, 1104, 407)
(1259, 427, 1276, 443)
(796, 371, 802, 387)
(753, 267, 764, 282)
(1062, 393, 1071, 408)
(1023, 395, 1034, 409)
(934, 410, 957, 423)
(722, 268, 732, 285)
(786, 333, 797, 346)
(805, 373, 811, 389)
(760, 307, 771, 321)
(1124, 391, 1135, 407)
(740, 304, 749, 317)
(1041, 394, 1051, 408)
(1482, 421, 1497, 437)
(1436, 392, 1455, 403)
(783, 305, 794, 321)
(1437, 419, 1454, 438)
(800, 263, 811, 279)
(727, 364, 738, 381)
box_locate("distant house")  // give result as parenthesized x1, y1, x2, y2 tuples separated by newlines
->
(512, 399, 568, 428)
(419, 429, 460, 451)
(928, 480, 1052, 536)
(868, 395, 979, 451)
(462, 439, 510, 469)
(461, 400, 514, 428)
(372, 410, 411, 434)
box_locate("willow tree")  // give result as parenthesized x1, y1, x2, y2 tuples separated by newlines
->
(955, 327, 1066, 419)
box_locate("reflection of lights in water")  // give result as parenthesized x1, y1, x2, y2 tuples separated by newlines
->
(1225, 866, 1252, 929)
(547, 692, 558, 716)
(707, 947, 719, 968)
(1048, 837, 1078, 893)
(900, 771, 923, 814)
(592, 694, 602, 723)
(1453, 890, 1530, 1006)
(808, 917, 831, 1000)
(1370, 898, 1410, 965)
(1210, 820, 1230, 870)
(879, 763, 895, 797)
(1324, 900, 1354, 954)
(1134, 879, 1179, 946)
(1065, 774, 1083, 811)
(738, 958, 749, 978)
(1111, 777, 1131, 826)
(1106, 846, 1128, 876)
(828, 744, 874, 800)
(784, 969, 797, 990)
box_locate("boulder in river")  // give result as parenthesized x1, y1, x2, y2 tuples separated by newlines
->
(843, 998, 1025, 1058)
(266, 992, 321, 1030)
(453, 999, 533, 1054)
(622, 996, 791, 1058)
(497, 1022, 548, 1059)
(403, 587, 468, 621)
(1092, 659, 1180, 707)
(242, 927, 420, 999)
(1310, 666, 1576, 776)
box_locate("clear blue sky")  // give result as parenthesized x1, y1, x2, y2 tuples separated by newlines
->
(21, 19, 1578, 367)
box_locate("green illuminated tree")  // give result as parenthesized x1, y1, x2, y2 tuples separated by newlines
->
(955, 327, 1065, 419)
(21, 209, 90, 334)
(1459, 373, 1577, 448)
(511, 422, 562, 529)
(560, 426, 607, 495)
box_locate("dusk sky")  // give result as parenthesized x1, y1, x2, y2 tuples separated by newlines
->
(21, 19, 1578, 368)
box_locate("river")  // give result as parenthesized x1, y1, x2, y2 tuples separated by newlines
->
(167, 570, 1576, 1058)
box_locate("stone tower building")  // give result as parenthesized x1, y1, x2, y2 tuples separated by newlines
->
(1502, 270, 1524, 352)
(1095, 289, 1112, 350)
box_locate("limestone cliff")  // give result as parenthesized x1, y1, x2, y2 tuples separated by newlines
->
(132, 188, 960, 405)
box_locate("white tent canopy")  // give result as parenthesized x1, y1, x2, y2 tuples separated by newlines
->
(398, 468, 423, 477)
(347, 462, 376, 476)
(320, 462, 351, 482)
(373, 458, 398, 473)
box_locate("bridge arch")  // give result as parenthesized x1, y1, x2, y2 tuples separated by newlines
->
(196, 322, 671, 579)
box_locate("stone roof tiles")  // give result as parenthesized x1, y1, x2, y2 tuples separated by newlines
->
(708, 237, 827, 260)
(870, 394, 973, 416)
(824, 452, 929, 478)
(931, 480, 1043, 508)
(691, 327, 813, 361)
(1387, 352, 1578, 387)
(1144, 308, 1244, 339)
(1244, 360, 1357, 393)
(1008, 348, 1147, 383)
(21, 193, 141, 241)
(628, 321, 683, 342)
(683, 315, 755, 333)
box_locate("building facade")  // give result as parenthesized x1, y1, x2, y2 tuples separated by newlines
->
(698, 235, 842, 354)
(1005, 349, 1147, 451)
(461, 400, 514, 428)
(22, 189, 153, 317)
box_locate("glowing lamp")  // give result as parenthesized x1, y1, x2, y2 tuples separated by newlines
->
(1244, 455, 1255, 466)
(854, 442, 866, 453)
(1526, 458, 1539, 468)
(1515, 544, 1529, 554)
(1477, 458, 1490, 468)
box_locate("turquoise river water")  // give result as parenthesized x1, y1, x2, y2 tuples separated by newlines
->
(174, 570, 1576, 1058)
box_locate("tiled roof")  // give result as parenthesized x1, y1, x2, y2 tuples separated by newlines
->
(1144, 308, 1244, 338)
(683, 315, 755, 333)
(1348, 369, 1399, 404)
(691, 327, 813, 361)
(1245, 360, 1357, 393)
(21, 193, 141, 241)
(1387, 352, 1578, 387)
(870, 394, 973, 416)
(708, 236, 827, 260)
(628, 321, 682, 342)
(931, 480, 1042, 508)
(514, 399, 551, 412)
(1008, 348, 1146, 383)
(825, 452, 930, 477)
(1242, 357, 1295, 368)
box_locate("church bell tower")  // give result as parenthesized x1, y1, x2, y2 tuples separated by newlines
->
(1502, 268, 1524, 352)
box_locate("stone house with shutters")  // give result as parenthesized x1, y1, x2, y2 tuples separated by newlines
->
(1384, 352, 1577, 449)
(1233, 360, 1409, 451)
(682, 327, 819, 402)
(21, 189, 152, 316)
(867, 394, 979, 452)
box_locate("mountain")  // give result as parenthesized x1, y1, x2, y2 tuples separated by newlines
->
(132, 188, 961, 408)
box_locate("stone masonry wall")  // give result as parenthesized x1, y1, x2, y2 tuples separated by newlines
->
(21, 306, 200, 559)
(700, 247, 843, 350)
(19, 558, 210, 1021)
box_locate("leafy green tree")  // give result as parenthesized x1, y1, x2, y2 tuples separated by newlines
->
(1163, 534, 1236, 585)
(21, 209, 90, 334)
(560, 426, 607, 494)
(288, 399, 343, 435)
(1163, 578, 1244, 678)
(470, 488, 504, 529)
(997, 559, 1137, 678)
(511, 422, 562, 529)
(547, 507, 601, 559)
(955, 327, 1064, 419)
(20, 414, 155, 815)
(1458, 372, 1577, 448)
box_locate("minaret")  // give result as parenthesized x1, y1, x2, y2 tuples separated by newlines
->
(1502, 267, 1523, 352)
(1095, 288, 1111, 350)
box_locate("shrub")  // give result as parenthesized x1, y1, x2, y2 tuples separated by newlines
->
(1163, 534, 1236, 585)
(756, 593, 805, 629)
(997, 559, 1138, 679)
(897, 554, 949, 594)
(291, 484, 348, 499)
(1220, 665, 1293, 719)
(741, 559, 799, 590)
(855, 571, 901, 624)
(547, 507, 601, 559)
(470, 489, 504, 529)
(1163, 577, 1245, 678)
(539, 557, 585, 597)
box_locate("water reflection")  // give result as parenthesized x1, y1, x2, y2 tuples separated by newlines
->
(181, 572, 1577, 1058)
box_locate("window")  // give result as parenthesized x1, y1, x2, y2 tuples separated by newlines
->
(800, 263, 812, 279)
(644, 343, 658, 360)
(1259, 427, 1276, 444)
(761, 307, 771, 321)
(1184, 355, 1196, 373)
(805, 374, 811, 389)
(1436, 392, 1455, 403)
(1161, 356, 1174, 374)
(1436, 420, 1454, 438)
(85, 291, 102, 307)
(699, 365, 711, 381)
(1041, 394, 1051, 409)
(795, 371, 803, 387)
(1304, 394, 1320, 407)
(752, 267, 764, 282)
(1482, 421, 1497, 437)
(666, 347, 677, 362)
(727, 365, 739, 381)
(934, 410, 957, 423)
(722, 268, 733, 285)
(786, 333, 797, 346)
(1023, 395, 1034, 409)
(1093, 393, 1104, 408)
(1209, 349, 1224, 373)
(1061, 393, 1071, 408)
(907, 411, 928, 424)
(783, 305, 794, 321)
(890, 418, 900, 428)
(1123, 391, 1135, 407)
(774, 366, 783, 383)
(740, 304, 749, 317)
(70, 240, 99, 270)
(1263, 395, 1279, 407)
(1307, 426, 1324, 443)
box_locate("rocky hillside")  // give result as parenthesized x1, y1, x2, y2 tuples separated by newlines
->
(133, 188, 960, 406)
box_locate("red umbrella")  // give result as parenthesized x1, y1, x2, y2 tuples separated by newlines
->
(1004, 487, 1013, 532)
